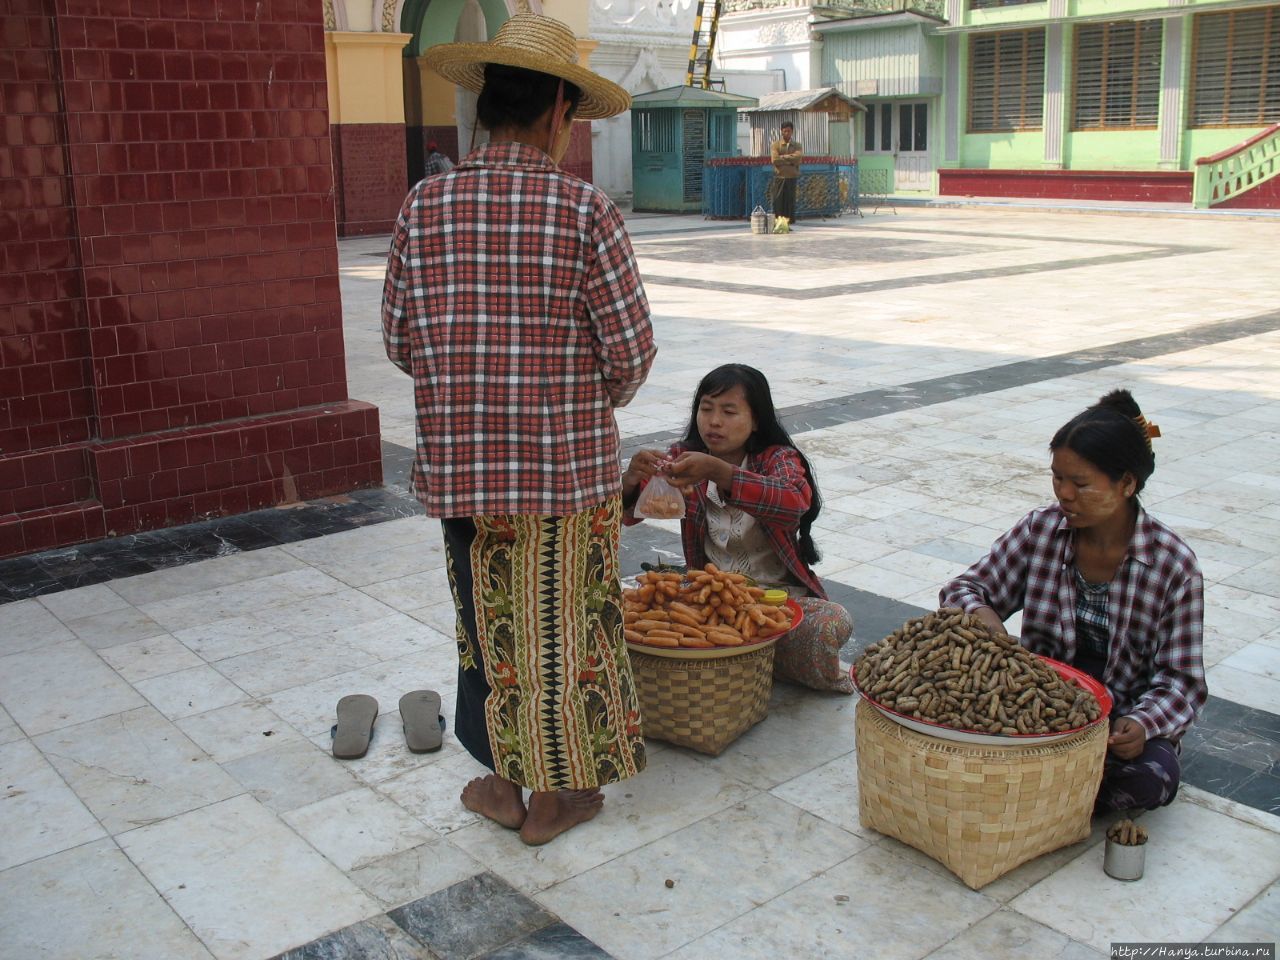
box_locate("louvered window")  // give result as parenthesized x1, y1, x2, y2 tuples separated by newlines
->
(1190, 7, 1280, 127)
(1072, 20, 1162, 130)
(969, 30, 1046, 132)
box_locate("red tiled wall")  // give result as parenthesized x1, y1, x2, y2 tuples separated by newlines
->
(939, 169, 1193, 203)
(1, 0, 382, 559)
(1217, 173, 1280, 209)
(560, 122, 593, 185)
(1, 0, 97, 524)
(331, 122, 406, 236)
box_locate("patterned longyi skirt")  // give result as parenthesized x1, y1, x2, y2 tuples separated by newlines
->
(441, 497, 646, 793)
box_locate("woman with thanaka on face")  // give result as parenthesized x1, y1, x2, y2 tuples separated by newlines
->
(940, 390, 1206, 812)
(383, 16, 655, 844)
(623, 365, 855, 692)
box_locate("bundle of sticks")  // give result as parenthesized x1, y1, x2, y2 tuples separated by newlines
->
(623, 563, 793, 649)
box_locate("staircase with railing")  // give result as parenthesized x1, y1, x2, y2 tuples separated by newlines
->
(1192, 122, 1280, 209)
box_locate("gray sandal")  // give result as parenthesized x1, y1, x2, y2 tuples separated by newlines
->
(399, 690, 444, 753)
(332, 694, 379, 759)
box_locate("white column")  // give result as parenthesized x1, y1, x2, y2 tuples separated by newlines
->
(1043, 23, 1064, 168)
(944, 33, 960, 165)
(1159, 15, 1186, 169)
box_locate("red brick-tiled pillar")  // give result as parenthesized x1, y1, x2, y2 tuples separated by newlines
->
(325, 31, 411, 236)
(0, 0, 383, 559)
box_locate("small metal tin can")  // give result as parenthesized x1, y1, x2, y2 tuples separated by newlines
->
(1103, 837, 1145, 881)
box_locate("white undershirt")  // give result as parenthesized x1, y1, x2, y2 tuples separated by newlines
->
(704, 457, 792, 587)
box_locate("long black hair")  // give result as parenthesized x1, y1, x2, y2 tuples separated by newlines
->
(681, 364, 823, 565)
(475, 63, 582, 131)
(1050, 388, 1156, 500)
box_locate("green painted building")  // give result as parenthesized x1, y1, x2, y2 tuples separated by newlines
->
(811, 0, 1280, 204)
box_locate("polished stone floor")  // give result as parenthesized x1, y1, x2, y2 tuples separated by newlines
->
(2, 206, 1278, 960)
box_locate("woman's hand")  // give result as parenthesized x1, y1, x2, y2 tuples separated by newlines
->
(972, 606, 1008, 638)
(1108, 716, 1147, 761)
(623, 449, 670, 499)
(664, 451, 734, 493)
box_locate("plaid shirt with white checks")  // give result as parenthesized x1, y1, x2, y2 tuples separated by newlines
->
(940, 504, 1207, 741)
(383, 142, 655, 517)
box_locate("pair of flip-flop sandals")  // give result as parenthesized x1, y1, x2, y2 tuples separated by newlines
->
(331, 690, 444, 759)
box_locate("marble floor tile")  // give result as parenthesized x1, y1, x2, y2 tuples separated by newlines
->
(1205, 877, 1279, 946)
(97, 632, 205, 682)
(108, 546, 309, 606)
(0, 737, 105, 871)
(213, 635, 381, 698)
(262, 648, 458, 739)
(63, 605, 167, 649)
(1009, 800, 1280, 952)
(282, 787, 439, 871)
(0, 838, 215, 960)
(223, 738, 362, 813)
(139, 567, 346, 633)
(271, 914, 436, 960)
(484, 922, 614, 960)
(377, 749, 500, 837)
(388, 872, 555, 960)
(1218, 641, 1280, 681)
(290, 540, 446, 592)
(336, 613, 452, 663)
(135, 663, 250, 719)
(1203, 664, 1280, 715)
(254, 588, 401, 638)
(0, 639, 146, 736)
(919, 907, 1105, 960)
(347, 838, 483, 910)
(175, 700, 306, 764)
(173, 614, 300, 662)
(0, 704, 19, 745)
(119, 793, 381, 960)
(703, 687, 860, 790)
(360, 568, 453, 613)
(768, 749, 879, 841)
(539, 793, 869, 960)
(0, 599, 75, 657)
(37, 582, 129, 622)
(663, 843, 997, 960)
(448, 746, 757, 893)
(33, 705, 242, 836)
(309, 690, 461, 787)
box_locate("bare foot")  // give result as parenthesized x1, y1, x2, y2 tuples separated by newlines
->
(519, 789, 604, 846)
(461, 774, 527, 829)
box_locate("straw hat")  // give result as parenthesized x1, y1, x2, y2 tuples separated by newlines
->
(423, 14, 631, 121)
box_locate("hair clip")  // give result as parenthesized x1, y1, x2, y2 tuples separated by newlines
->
(1135, 415, 1161, 442)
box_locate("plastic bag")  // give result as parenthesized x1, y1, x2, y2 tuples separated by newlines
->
(634, 474, 686, 519)
(772, 215, 791, 234)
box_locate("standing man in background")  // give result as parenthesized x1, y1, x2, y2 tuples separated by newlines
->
(770, 121, 802, 226)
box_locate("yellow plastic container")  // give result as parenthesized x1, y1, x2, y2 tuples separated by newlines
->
(762, 589, 789, 606)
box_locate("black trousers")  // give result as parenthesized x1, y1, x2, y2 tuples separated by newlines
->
(772, 177, 797, 222)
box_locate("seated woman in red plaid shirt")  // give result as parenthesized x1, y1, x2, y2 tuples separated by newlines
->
(940, 390, 1207, 812)
(623, 364, 855, 693)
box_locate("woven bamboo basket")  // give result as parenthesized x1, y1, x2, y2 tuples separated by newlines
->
(855, 699, 1107, 889)
(629, 642, 776, 756)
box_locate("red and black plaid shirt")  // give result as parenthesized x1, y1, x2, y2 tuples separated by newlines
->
(940, 504, 1207, 741)
(383, 142, 655, 517)
(625, 444, 827, 600)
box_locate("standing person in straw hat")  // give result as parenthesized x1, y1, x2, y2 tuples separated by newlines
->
(382, 14, 655, 845)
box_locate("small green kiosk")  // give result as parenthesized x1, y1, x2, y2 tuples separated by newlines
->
(630, 86, 757, 213)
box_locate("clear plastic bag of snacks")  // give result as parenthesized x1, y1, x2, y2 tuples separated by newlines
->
(634, 474, 686, 519)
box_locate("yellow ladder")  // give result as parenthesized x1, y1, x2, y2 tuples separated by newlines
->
(685, 0, 722, 89)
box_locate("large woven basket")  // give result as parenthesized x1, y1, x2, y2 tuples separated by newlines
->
(629, 642, 776, 756)
(855, 699, 1107, 889)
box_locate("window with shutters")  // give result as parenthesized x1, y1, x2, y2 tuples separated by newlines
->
(968, 30, 1046, 132)
(1072, 20, 1162, 130)
(1189, 7, 1280, 127)
(633, 111, 675, 153)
